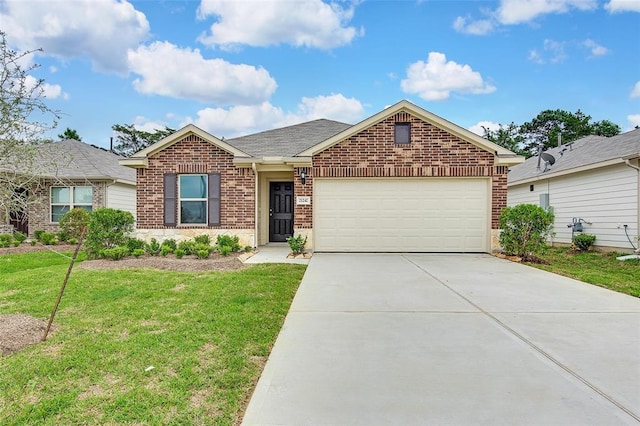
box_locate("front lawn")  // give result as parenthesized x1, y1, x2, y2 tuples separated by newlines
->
(0, 252, 305, 425)
(527, 247, 640, 297)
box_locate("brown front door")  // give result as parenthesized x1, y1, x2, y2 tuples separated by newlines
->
(9, 188, 29, 235)
(269, 182, 294, 242)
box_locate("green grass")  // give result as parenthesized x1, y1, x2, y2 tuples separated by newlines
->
(0, 253, 305, 425)
(527, 247, 640, 297)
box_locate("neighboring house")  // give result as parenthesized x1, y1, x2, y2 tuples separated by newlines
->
(508, 128, 640, 252)
(121, 100, 523, 253)
(7, 139, 136, 236)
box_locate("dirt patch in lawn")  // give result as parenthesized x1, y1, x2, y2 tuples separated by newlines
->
(77, 254, 246, 272)
(0, 314, 56, 356)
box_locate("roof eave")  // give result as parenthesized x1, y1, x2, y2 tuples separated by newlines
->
(119, 157, 148, 168)
(234, 156, 313, 168)
(508, 158, 625, 186)
(496, 155, 525, 166)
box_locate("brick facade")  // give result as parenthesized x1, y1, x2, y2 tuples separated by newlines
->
(311, 112, 508, 229)
(293, 167, 313, 228)
(136, 134, 255, 229)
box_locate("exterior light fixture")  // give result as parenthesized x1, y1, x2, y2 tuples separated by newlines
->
(300, 171, 306, 184)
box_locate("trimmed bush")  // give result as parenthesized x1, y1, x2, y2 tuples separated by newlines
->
(0, 234, 12, 248)
(145, 238, 161, 256)
(84, 208, 135, 259)
(160, 245, 172, 256)
(216, 234, 240, 252)
(161, 238, 177, 252)
(59, 208, 90, 240)
(13, 232, 27, 243)
(100, 246, 130, 260)
(34, 230, 45, 241)
(218, 245, 232, 256)
(40, 232, 57, 246)
(573, 233, 596, 251)
(175, 249, 185, 259)
(194, 234, 211, 246)
(68, 238, 78, 245)
(126, 237, 146, 252)
(196, 249, 210, 259)
(56, 230, 70, 242)
(132, 248, 145, 258)
(499, 204, 554, 257)
(177, 240, 196, 255)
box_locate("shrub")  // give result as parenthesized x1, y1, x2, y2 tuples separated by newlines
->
(84, 208, 135, 259)
(216, 234, 240, 252)
(196, 249, 210, 259)
(56, 230, 70, 242)
(40, 232, 57, 246)
(177, 240, 196, 255)
(30, 240, 36, 246)
(0, 234, 12, 248)
(100, 246, 130, 261)
(12, 240, 20, 247)
(499, 204, 554, 257)
(13, 232, 27, 243)
(194, 234, 211, 246)
(175, 249, 185, 259)
(126, 237, 146, 252)
(218, 245, 232, 256)
(286, 234, 308, 255)
(160, 245, 172, 256)
(59, 208, 91, 240)
(193, 243, 213, 254)
(161, 238, 177, 252)
(145, 238, 161, 256)
(34, 230, 45, 241)
(132, 248, 145, 258)
(68, 238, 78, 245)
(573, 233, 596, 251)
(244, 245, 253, 252)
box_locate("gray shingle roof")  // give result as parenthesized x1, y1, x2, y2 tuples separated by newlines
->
(226, 119, 352, 157)
(36, 139, 136, 183)
(508, 128, 640, 184)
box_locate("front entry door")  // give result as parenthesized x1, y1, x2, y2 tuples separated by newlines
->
(269, 182, 294, 242)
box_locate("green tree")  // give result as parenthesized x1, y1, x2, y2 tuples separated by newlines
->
(111, 123, 175, 157)
(58, 127, 82, 141)
(84, 208, 134, 259)
(519, 109, 621, 157)
(0, 30, 62, 226)
(482, 122, 527, 156)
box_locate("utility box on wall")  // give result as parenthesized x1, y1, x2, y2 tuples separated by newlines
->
(539, 193, 550, 210)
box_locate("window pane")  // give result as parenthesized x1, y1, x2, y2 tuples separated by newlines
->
(180, 201, 207, 224)
(52, 205, 70, 222)
(74, 186, 93, 204)
(52, 187, 70, 203)
(180, 175, 207, 199)
(78, 205, 93, 213)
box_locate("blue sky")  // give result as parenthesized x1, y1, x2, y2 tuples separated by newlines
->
(2, 0, 639, 150)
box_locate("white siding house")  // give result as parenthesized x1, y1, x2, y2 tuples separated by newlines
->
(107, 183, 137, 218)
(508, 129, 640, 252)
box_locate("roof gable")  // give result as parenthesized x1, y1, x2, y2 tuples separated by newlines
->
(508, 128, 640, 185)
(121, 124, 250, 168)
(297, 100, 523, 165)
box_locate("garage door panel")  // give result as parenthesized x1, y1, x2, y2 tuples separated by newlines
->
(314, 179, 488, 252)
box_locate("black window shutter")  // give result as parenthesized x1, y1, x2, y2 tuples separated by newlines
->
(208, 173, 221, 226)
(163, 173, 176, 226)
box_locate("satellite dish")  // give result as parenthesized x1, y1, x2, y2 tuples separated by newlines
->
(541, 152, 556, 165)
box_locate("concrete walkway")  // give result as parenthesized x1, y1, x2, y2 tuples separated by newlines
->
(243, 253, 640, 425)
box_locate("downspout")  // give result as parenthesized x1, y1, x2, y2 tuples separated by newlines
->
(625, 159, 640, 245)
(252, 162, 258, 249)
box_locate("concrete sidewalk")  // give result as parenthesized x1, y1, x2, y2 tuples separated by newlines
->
(242, 253, 640, 425)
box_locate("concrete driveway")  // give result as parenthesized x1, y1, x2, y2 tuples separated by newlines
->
(242, 254, 640, 425)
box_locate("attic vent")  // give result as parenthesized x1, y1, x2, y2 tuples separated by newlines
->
(395, 123, 411, 144)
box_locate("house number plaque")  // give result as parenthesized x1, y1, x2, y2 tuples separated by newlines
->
(296, 196, 311, 205)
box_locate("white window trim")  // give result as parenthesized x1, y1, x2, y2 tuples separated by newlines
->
(178, 174, 208, 225)
(50, 186, 93, 223)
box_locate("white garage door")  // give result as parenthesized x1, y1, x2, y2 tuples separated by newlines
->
(314, 178, 489, 252)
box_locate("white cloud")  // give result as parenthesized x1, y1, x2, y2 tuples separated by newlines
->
(468, 121, 501, 136)
(452, 16, 494, 35)
(583, 39, 610, 57)
(182, 94, 364, 138)
(628, 114, 640, 128)
(605, 0, 640, 13)
(496, 0, 597, 25)
(630, 81, 640, 98)
(453, 0, 598, 35)
(1, 0, 149, 74)
(196, 0, 363, 49)
(24, 75, 69, 100)
(132, 116, 172, 133)
(128, 41, 277, 105)
(400, 52, 496, 101)
(528, 39, 566, 64)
